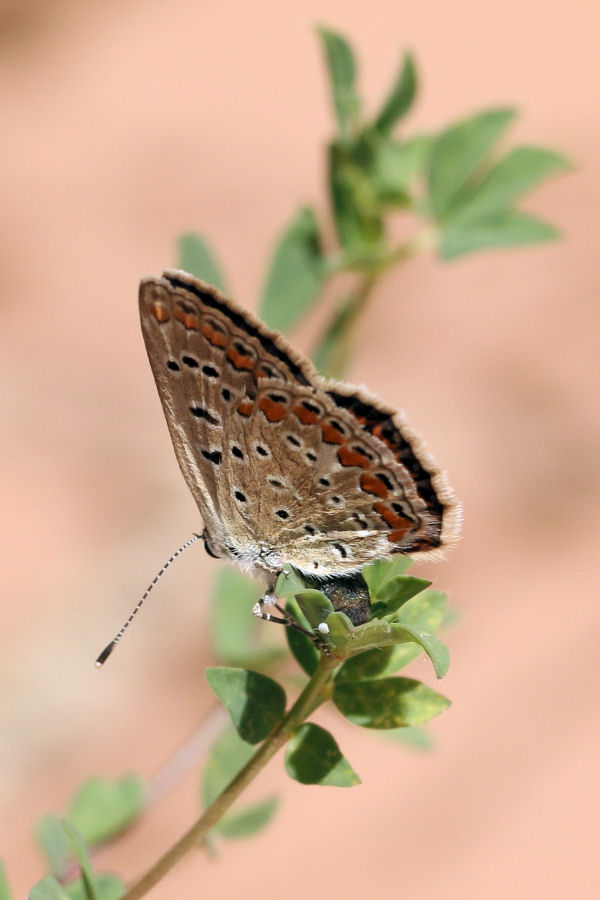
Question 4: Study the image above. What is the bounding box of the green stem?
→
[122,655,338,900]
[315,228,436,379]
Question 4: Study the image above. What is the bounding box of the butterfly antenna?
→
[95,533,202,668]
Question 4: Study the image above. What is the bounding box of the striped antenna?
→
[95,533,202,667]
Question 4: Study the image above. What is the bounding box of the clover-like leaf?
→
[293,589,334,629]
[329,142,384,248]
[440,209,560,260]
[362,557,412,599]
[206,667,286,744]
[428,108,517,219]
[285,723,360,786]
[388,623,450,678]
[211,568,280,668]
[29,878,70,900]
[374,51,417,134]
[62,823,97,900]
[68,775,145,848]
[371,575,431,617]
[333,677,450,728]
[260,208,325,333]
[177,232,228,292]
[0,863,12,900]
[64,875,125,900]
[218,796,279,840]
[285,598,320,676]
[317,26,361,137]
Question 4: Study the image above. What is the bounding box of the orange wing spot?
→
[237,399,255,417]
[258,396,288,423]
[361,473,389,497]
[389,524,412,543]
[174,307,200,330]
[373,501,412,540]
[339,446,372,470]
[227,345,255,371]
[149,300,170,323]
[292,404,320,425]
[201,321,227,346]
[320,422,344,444]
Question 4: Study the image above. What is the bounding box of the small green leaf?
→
[446,145,571,225]
[428,108,517,219]
[374,51,417,134]
[68,775,145,848]
[324,611,355,648]
[218,796,279,839]
[396,589,447,633]
[362,557,412,600]
[29,878,70,900]
[275,569,308,599]
[440,209,560,260]
[285,598,320,676]
[388,623,450,678]
[36,815,73,877]
[206,667,286,744]
[259,208,325,333]
[317,27,361,136]
[62,823,96,900]
[329,143,384,248]
[333,677,450,728]
[371,575,431,617]
[285,723,360,786]
[64,876,125,900]
[294,589,334,628]
[202,726,255,808]
[210,568,262,666]
[0,863,12,900]
[335,645,396,683]
[177,232,228,292]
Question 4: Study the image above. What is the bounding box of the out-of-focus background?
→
[1,1,598,897]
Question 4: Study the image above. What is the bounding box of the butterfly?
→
[138,269,460,626]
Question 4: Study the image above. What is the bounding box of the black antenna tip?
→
[95,641,117,668]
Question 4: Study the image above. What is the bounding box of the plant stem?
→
[122,654,338,900]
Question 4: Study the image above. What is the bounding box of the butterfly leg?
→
[252,593,328,651]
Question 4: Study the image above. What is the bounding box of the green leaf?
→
[312,294,355,377]
[29,878,70,900]
[218,796,279,839]
[335,645,397,683]
[68,775,145,848]
[0,863,12,900]
[285,597,320,676]
[440,209,560,260]
[275,569,308,599]
[206,667,286,744]
[369,135,432,205]
[374,51,417,134]
[293,589,334,629]
[64,876,125,900]
[259,208,325,333]
[317,26,361,137]
[176,232,228,292]
[396,589,447,632]
[388,623,450,678]
[428,108,517,219]
[202,726,255,808]
[371,575,431,617]
[329,142,384,248]
[333,677,450,728]
[36,815,73,877]
[285,723,360,786]
[362,557,412,599]
[62,823,97,900]
[210,568,262,666]
[323,611,355,649]
[446,145,571,225]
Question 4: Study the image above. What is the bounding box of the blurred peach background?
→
[1,0,599,897]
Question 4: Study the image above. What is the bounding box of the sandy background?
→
[1,0,599,897]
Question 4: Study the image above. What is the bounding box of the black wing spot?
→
[352,445,374,461]
[222,388,232,401]
[333,543,348,558]
[305,451,317,463]
[269,393,288,403]
[202,364,220,377]
[201,449,222,465]
[182,354,199,368]
[318,477,331,487]
[231,445,244,459]
[302,400,321,414]
[304,524,316,535]
[276,509,290,520]
[190,406,219,425]
[330,496,342,505]
[235,490,247,502]
[286,434,301,447]
[376,472,394,490]
[269,478,285,489]
[255,445,269,457]
[167,359,180,371]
